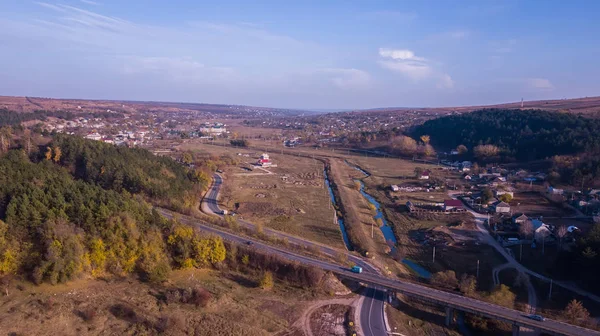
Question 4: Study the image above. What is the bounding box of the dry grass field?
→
[0,268,325,336]
[181,142,345,248]
[510,192,575,218]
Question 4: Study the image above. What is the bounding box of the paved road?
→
[203,174,387,336]
[194,174,600,335]
[452,193,600,305]
[159,206,600,336]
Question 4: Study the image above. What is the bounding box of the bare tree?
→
[557,225,568,250]
[519,220,534,239]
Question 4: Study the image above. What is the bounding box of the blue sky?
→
[1,0,599,109]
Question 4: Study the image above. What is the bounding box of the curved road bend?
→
[453,193,600,305]
[204,173,387,336]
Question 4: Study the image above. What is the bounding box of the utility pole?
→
[520,242,523,261]
[548,279,553,299]
[542,235,545,255]
[371,222,374,238]
[432,246,436,263]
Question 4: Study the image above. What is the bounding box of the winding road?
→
[203,174,387,336]
[158,173,600,335]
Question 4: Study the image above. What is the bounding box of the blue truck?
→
[351,266,363,273]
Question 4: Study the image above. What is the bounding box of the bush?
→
[190,287,212,308]
[430,270,458,289]
[76,307,97,322]
[486,284,515,308]
[259,271,274,290]
[562,299,590,326]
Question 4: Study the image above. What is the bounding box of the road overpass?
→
[161,206,600,336]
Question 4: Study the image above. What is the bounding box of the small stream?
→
[324,169,353,251]
[346,161,432,279]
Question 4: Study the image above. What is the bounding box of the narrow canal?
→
[323,169,353,251]
[345,161,432,278]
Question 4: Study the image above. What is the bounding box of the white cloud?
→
[490,39,517,53]
[526,78,554,90]
[123,56,236,82]
[319,68,371,90]
[378,48,454,89]
[80,0,100,5]
[437,74,455,89]
[366,10,418,23]
[378,48,432,79]
[447,30,470,39]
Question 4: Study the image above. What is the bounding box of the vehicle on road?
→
[351,266,363,274]
[246,241,254,246]
[525,314,546,321]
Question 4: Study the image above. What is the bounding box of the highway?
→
[169,173,600,336]
[203,174,387,336]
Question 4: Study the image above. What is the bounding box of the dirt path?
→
[295,297,357,336]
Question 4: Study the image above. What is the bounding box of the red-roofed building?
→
[419,170,430,180]
[444,199,464,211]
[258,153,273,167]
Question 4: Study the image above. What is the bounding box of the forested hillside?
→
[412,109,600,161]
[49,135,204,211]
[0,137,227,284]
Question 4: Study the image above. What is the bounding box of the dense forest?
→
[48,135,203,211]
[0,133,237,285]
[412,109,600,161]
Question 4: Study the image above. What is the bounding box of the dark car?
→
[525,314,545,322]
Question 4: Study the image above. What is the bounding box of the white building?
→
[85,132,102,141]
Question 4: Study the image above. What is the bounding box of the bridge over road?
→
[334,269,599,336]
[163,206,599,336]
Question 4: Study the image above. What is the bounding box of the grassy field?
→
[328,158,389,255]
[183,143,345,249]
[510,192,575,218]
[0,268,326,336]
[347,156,454,206]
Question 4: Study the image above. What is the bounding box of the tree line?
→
[0,108,75,126]
[412,109,600,161]
[0,135,227,284]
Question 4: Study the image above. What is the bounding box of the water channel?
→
[323,169,353,251]
[345,162,432,278]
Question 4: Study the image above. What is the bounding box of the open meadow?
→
[180,142,345,248]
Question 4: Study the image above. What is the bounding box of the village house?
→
[85,132,102,141]
[532,219,552,242]
[512,213,529,225]
[391,185,399,192]
[257,153,273,167]
[493,201,511,214]
[444,199,464,211]
[419,170,430,180]
[548,186,564,195]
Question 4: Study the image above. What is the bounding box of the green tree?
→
[481,188,494,204]
[499,193,513,203]
[457,144,468,155]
